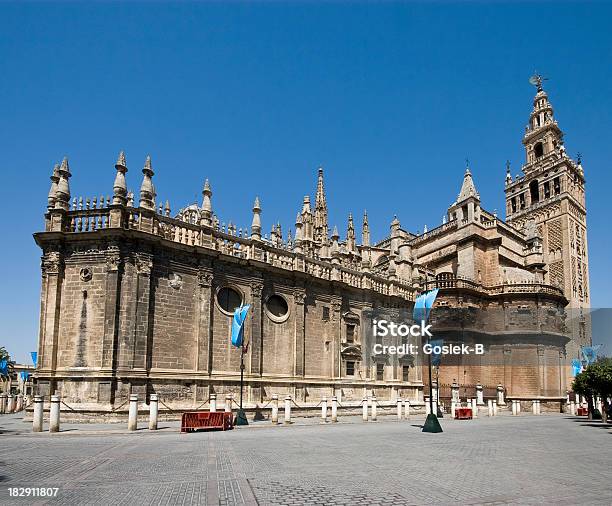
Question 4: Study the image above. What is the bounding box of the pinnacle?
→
[143,155,154,175]
[60,156,70,173]
[332,225,339,238]
[253,196,261,210]
[203,178,211,192]
[116,150,127,169]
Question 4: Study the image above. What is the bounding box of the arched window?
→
[534,142,544,158]
[530,180,540,204]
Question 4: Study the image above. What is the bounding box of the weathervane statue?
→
[529,72,548,91]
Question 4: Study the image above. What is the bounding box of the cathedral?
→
[33,79,590,413]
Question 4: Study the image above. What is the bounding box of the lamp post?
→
[231,304,251,426]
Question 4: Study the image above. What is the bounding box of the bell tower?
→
[505,75,589,310]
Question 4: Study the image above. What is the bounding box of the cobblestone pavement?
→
[1,413,611,505]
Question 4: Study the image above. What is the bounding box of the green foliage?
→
[573,357,612,398]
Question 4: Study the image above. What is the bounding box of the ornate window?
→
[265,294,290,323]
[216,286,243,315]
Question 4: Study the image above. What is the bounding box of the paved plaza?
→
[0,413,611,505]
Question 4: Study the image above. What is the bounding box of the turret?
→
[251,196,261,240]
[54,157,71,211]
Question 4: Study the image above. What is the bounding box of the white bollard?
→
[451,400,456,419]
[497,383,505,406]
[487,399,493,417]
[471,398,478,418]
[404,399,410,420]
[331,396,338,423]
[517,400,521,414]
[49,394,61,432]
[16,394,23,412]
[425,397,431,415]
[225,394,232,413]
[532,400,538,415]
[0,393,6,413]
[362,397,368,422]
[271,394,279,424]
[536,399,541,415]
[128,394,138,431]
[570,400,576,416]
[493,400,498,416]
[284,395,292,424]
[476,383,484,405]
[321,397,327,423]
[397,398,403,420]
[7,394,15,413]
[209,393,217,412]
[149,394,158,430]
[33,395,44,432]
[511,399,517,416]
[371,396,377,421]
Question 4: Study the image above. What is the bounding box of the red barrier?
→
[576,407,588,416]
[455,407,473,420]
[180,411,234,433]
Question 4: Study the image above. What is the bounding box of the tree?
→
[572,357,612,423]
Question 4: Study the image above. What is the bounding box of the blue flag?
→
[413,288,439,324]
[571,358,582,377]
[231,304,251,348]
[31,352,38,367]
[19,371,29,382]
[580,345,601,366]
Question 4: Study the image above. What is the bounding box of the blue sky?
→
[1,2,611,363]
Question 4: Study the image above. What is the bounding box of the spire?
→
[361,210,370,247]
[139,155,155,210]
[54,157,72,210]
[505,160,512,186]
[314,167,329,243]
[457,166,480,202]
[47,163,60,210]
[201,179,212,226]
[346,213,356,252]
[113,150,128,206]
[251,196,261,240]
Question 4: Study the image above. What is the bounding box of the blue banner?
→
[571,358,582,377]
[580,345,601,366]
[19,371,30,382]
[0,359,7,376]
[413,288,439,323]
[231,304,251,348]
[31,352,38,367]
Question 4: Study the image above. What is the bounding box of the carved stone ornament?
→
[41,252,62,275]
[79,267,93,282]
[135,255,153,275]
[105,251,121,272]
[169,273,183,290]
[250,282,264,298]
[197,270,213,287]
[293,290,307,305]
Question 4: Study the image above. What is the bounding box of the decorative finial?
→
[113,150,128,205]
[577,152,582,164]
[139,155,155,210]
[115,150,127,170]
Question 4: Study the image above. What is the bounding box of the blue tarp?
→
[231,304,251,348]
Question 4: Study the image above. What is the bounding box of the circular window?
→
[265,294,290,323]
[216,286,243,315]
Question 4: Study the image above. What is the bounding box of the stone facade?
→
[33,80,589,411]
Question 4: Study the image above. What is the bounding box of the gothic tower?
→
[505,76,589,312]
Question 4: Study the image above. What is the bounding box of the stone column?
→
[451,400,456,419]
[132,254,153,370]
[497,383,505,406]
[40,252,64,373]
[249,281,264,377]
[102,246,122,370]
[7,394,15,413]
[128,394,138,431]
[33,395,44,432]
[331,396,338,423]
[271,394,278,424]
[49,394,60,432]
[293,289,306,377]
[0,393,6,413]
[471,398,478,418]
[451,380,460,404]
[476,383,484,405]
[284,395,292,424]
[371,395,377,421]
[209,393,217,412]
[397,398,403,420]
[149,394,158,430]
[196,268,214,374]
[321,397,328,423]
[362,397,368,422]
[487,399,493,417]
[16,394,23,412]
[225,394,232,413]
